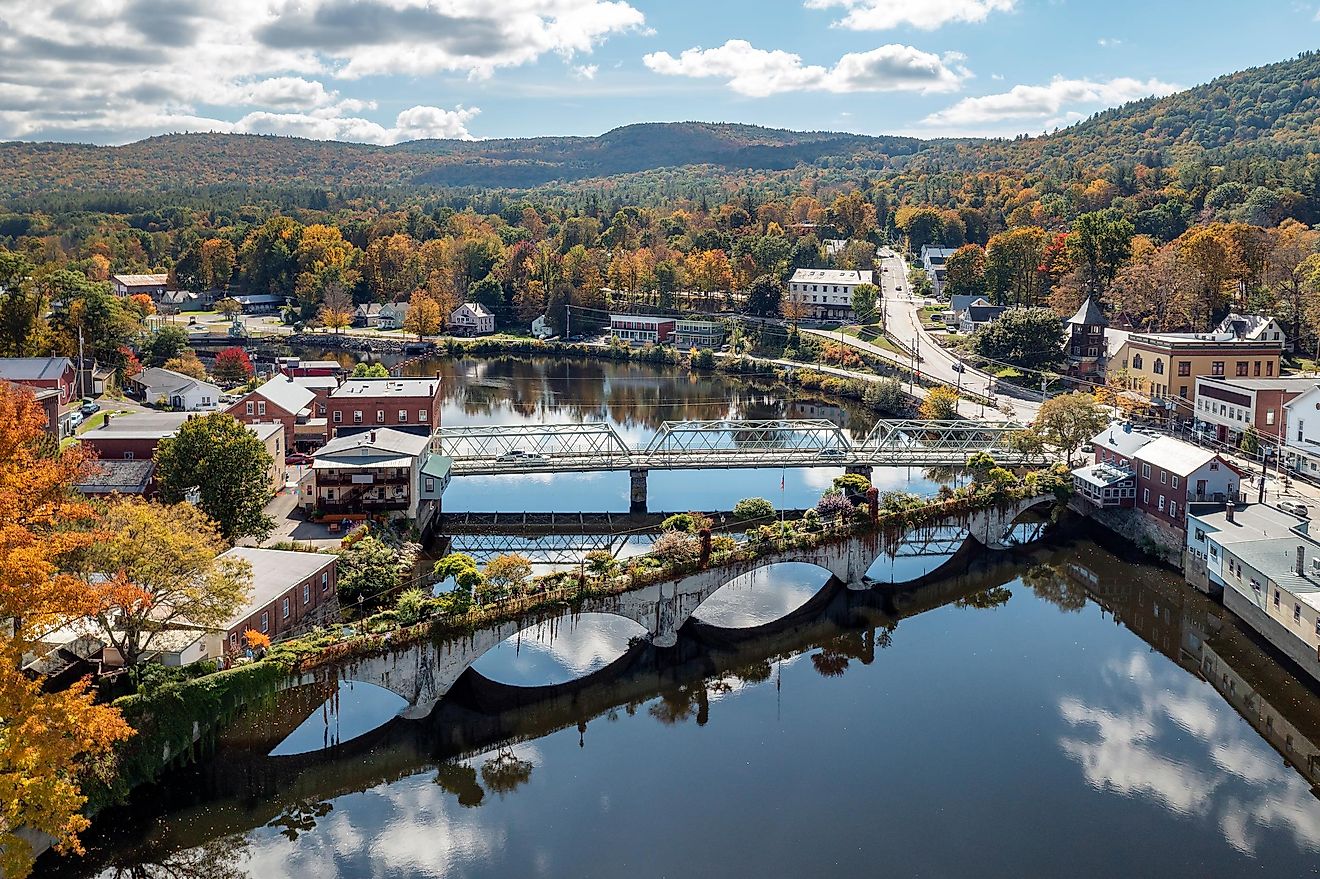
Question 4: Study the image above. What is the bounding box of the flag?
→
[780,473,785,492]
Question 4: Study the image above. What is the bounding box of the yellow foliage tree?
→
[402,291,444,339]
[162,349,207,381]
[0,384,133,877]
[919,385,961,420]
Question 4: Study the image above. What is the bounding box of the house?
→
[959,303,1009,334]
[449,302,494,336]
[0,357,77,404]
[128,367,220,411]
[353,303,382,327]
[211,547,339,654]
[1108,330,1284,418]
[609,314,675,345]
[1132,435,1244,535]
[76,360,116,397]
[111,273,169,298]
[823,239,848,257]
[945,295,991,330]
[672,319,725,350]
[1071,462,1137,508]
[1090,422,1160,470]
[74,459,157,497]
[5,382,61,440]
[920,245,957,296]
[786,269,874,321]
[1192,376,1316,446]
[1282,384,1320,480]
[532,315,553,339]
[226,374,320,451]
[301,427,443,528]
[1185,502,1320,683]
[376,302,410,330]
[79,412,189,461]
[159,290,205,313]
[1216,313,1288,351]
[327,375,443,438]
[232,294,285,314]
[1065,297,1108,379]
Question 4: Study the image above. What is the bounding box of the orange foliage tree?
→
[0,384,134,877]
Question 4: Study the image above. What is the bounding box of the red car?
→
[285,453,313,466]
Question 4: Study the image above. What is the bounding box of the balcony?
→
[319,498,410,515]
[315,473,410,487]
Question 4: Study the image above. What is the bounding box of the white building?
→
[1216,313,1288,351]
[130,367,220,411]
[787,269,874,321]
[1283,384,1320,479]
[532,315,553,339]
[302,427,446,529]
[920,246,957,296]
[449,302,494,336]
[672,319,725,349]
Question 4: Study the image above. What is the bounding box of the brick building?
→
[0,357,77,404]
[226,374,320,450]
[1192,376,1315,444]
[327,375,443,438]
[211,548,338,653]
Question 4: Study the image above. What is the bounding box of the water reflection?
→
[269,681,408,757]
[691,562,829,628]
[468,614,645,687]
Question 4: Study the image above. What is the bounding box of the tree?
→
[163,349,207,381]
[433,553,485,592]
[973,308,1067,371]
[733,497,774,521]
[863,377,908,413]
[337,535,419,608]
[1069,209,1134,296]
[986,227,1050,307]
[850,283,879,324]
[213,346,254,385]
[154,413,275,543]
[216,297,242,319]
[483,554,532,595]
[894,206,945,253]
[943,244,986,299]
[145,325,190,366]
[919,385,960,419]
[351,362,389,378]
[0,384,133,877]
[81,499,252,666]
[746,274,784,317]
[1240,425,1261,458]
[1034,392,1109,464]
[403,290,444,338]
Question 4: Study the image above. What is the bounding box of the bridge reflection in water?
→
[46,532,1320,878]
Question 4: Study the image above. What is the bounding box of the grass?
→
[75,409,131,434]
[837,324,905,356]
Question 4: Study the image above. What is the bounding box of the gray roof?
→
[1229,537,1320,609]
[81,411,189,441]
[1068,297,1108,327]
[136,367,219,398]
[0,357,73,381]
[966,305,1007,322]
[252,375,316,415]
[1191,503,1306,544]
[420,455,452,480]
[1135,436,1228,477]
[1091,423,1160,458]
[75,460,155,494]
[291,375,341,391]
[331,377,439,399]
[217,547,336,629]
[949,295,990,316]
[1200,376,1319,392]
[316,427,430,460]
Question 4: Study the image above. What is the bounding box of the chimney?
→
[1225,501,1235,523]
[369,429,377,443]
[1299,545,1307,577]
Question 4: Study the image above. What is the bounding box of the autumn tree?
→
[402,290,444,339]
[943,244,986,299]
[986,227,1050,307]
[81,499,252,666]
[973,307,1066,371]
[919,385,960,420]
[0,384,133,877]
[163,349,207,381]
[144,325,189,367]
[363,233,420,301]
[213,346,254,384]
[154,413,275,543]
[894,206,944,253]
[829,191,877,240]
[317,281,354,334]
[483,553,533,596]
[1033,392,1109,464]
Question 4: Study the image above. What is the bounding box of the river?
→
[36,355,1320,877]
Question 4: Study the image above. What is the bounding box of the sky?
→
[0,0,1317,146]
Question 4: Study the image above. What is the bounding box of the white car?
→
[497,450,549,465]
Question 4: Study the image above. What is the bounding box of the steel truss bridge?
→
[431,418,1035,476]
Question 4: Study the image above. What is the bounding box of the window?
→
[1143,488,1150,504]
[124,451,134,460]
[1179,386,1188,398]
[302,584,310,604]
[261,611,269,633]
[1194,528,1205,541]
[1212,361,1225,376]
[1266,409,1276,425]
[1295,604,1302,624]
[1153,359,1165,375]
[376,409,385,423]
[1236,361,1249,377]
[282,597,290,619]
[1132,354,1143,369]
[1170,501,1178,519]
[333,410,343,423]
[258,401,267,415]
[229,632,237,647]
[353,410,363,424]
[321,571,329,592]
[399,409,408,422]
[1141,463,1151,478]
[1158,495,1165,512]
[1274,589,1281,608]
[419,409,428,423]
[1267,361,1274,377]
[246,401,255,415]
[1172,476,1179,489]
[425,477,434,493]
[1178,361,1190,376]
[1254,361,1261,377]
[1161,471,1167,484]
[1299,419,1306,443]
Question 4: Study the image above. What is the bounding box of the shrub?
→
[583,549,618,577]
[816,492,855,519]
[660,511,712,533]
[863,377,908,412]
[395,588,430,626]
[733,497,774,521]
[691,348,716,369]
[832,473,872,496]
[651,530,700,562]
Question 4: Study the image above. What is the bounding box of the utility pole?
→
[77,325,85,400]
[566,304,571,340]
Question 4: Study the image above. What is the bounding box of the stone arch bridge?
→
[297,494,1057,720]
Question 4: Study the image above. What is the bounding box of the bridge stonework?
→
[301,494,1055,719]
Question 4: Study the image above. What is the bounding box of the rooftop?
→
[291,375,341,391]
[1091,423,1160,458]
[1134,435,1224,476]
[330,377,439,399]
[789,268,874,285]
[1068,297,1108,328]
[217,547,336,630]
[112,273,168,286]
[1191,502,1307,545]
[251,375,317,414]
[81,411,189,441]
[1199,376,1319,392]
[135,366,217,395]
[1072,462,1134,489]
[0,357,73,382]
[1127,331,1284,349]
[315,427,430,464]
[75,459,156,495]
[455,302,492,319]
[1231,537,1320,610]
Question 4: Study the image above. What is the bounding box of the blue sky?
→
[1,0,1317,144]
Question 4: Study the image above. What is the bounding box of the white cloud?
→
[643,39,966,97]
[921,75,1181,129]
[805,0,1016,30]
[0,0,647,143]
[1097,37,1123,48]
[573,64,600,80]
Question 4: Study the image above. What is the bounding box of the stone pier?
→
[630,468,648,513]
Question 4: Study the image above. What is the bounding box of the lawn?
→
[838,324,906,356]
[75,409,131,434]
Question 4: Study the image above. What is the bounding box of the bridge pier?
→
[630,468,648,514]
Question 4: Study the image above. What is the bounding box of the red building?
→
[1132,436,1244,533]
[226,375,321,450]
[327,375,443,438]
[275,357,345,378]
[0,357,77,404]
[1192,376,1315,444]
[214,547,338,651]
[609,315,676,345]
[79,412,190,461]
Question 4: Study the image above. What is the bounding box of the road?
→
[874,248,1041,423]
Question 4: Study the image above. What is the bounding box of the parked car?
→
[497,450,548,465]
[67,411,83,429]
[952,362,964,374]
[79,398,100,415]
[1278,500,1310,518]
[285,453,313,466]
[817,448,846,459]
